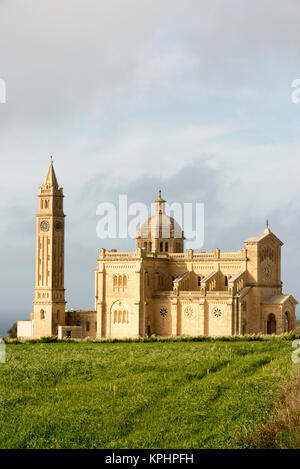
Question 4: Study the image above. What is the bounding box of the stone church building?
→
[17,159,297,339]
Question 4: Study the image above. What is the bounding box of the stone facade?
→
[95,196,297,338]
[95,232,297,338]
[17,160,297,339]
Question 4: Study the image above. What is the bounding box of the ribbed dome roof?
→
[136,191,183,239]
[136,213,183,239]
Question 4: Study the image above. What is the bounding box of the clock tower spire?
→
[31,157,66,337]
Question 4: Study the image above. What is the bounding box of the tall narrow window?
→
[225,276,228,287]
[165,242,168,252]
[123,275,127,289]
[122,310,127,323]
[40,310,45,320]
[86,321,90,332]
[198,276,201,287]
[160,242,163,252]
[284,312,290,333]
[118,310,122,323]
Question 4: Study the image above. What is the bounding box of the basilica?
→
[17,159,297,339]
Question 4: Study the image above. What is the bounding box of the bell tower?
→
[31,157,66,337]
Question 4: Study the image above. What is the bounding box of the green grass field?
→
[0,339,295,449]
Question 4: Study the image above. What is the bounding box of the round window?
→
[212,307,222,319]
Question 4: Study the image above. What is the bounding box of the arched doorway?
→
[267,313,276,334]
[284,312,290,333]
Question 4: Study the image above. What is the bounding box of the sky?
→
[0,0,300,334]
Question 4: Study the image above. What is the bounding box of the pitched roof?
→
[174,271,190,282]
[262,294,298,305]
[245,228,283,246]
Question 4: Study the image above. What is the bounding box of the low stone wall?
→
[58,326,82,339]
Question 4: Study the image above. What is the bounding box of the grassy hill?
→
[0,339,297,449]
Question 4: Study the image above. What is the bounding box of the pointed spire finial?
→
[159,189,161,198]
[264,218,271,234]
[44,155,58,189]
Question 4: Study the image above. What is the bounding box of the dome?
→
[136,212,183,239]
[136,191,183,240]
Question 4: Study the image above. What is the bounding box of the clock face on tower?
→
[55,221,63,231]
[40,220,49,232]
[264,265,271,279]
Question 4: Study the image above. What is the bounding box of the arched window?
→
[165,242,168,252]
[225,276,228,287]
[40,310,45,320]
[144,241,147,249]
[242,321,247,335]
[284,312,290,333]
[114,274,128,292]
[198,276,201,287]
[149,242,152,252]
[122,310,127,323]
[113,309,128,323]
[86,321,90,332]
[267,313,276,334]
[160,242,163,252]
